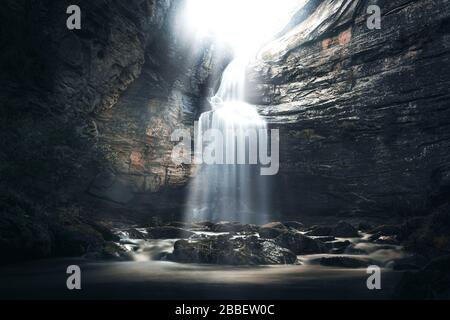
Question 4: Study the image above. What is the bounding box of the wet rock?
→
[306,222,358,238]
[326,240,352,254]
[146,226,194,239]
[313,236,336,242]
[123,228,147,239]
[211,222,258,233]
[171,236,297,265]
[374,235,400,246]
[358,222,374,232]
[369,225,402,237]
[315,256,372,269]
[275,231,327,255]
[282,221,304,230]
[259,227,285,239]
[307,226,333,236]
[85,242,132,261]
[261,222,288,230]
[195,221,215,230]
[333,221,359,238]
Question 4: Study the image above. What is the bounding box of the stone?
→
[171,236,297,265]
[123,228,147,239]
[211,222,258,233]
[332,221,359,237]
[258,227,285,239]
[315,256,372,269]
[261,222,288,230]
[306,226,333,236]
[282,221,305,230]
[325,240,352,254]
[369,225,402,237]
[146,226,194,239]
[275,231,327,255]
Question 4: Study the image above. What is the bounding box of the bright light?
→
[183,0,304,55]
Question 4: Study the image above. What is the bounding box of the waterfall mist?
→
[182,0,305,224]
[184,58,271,224]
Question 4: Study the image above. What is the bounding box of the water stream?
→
[185,57,271,224]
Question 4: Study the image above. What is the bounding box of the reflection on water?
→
[0,230,409,299]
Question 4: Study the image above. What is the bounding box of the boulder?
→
[313,236,336,242]
[325,240,352,254]
[211,222,258,233]
[358,222,374,232]
[171,236,297,265]
[332,221,359,238]
[282,221,304,230]
[146,226,194,239]
[307,226,333,236]
[369,225,402,237]
[275,231,327,255]
[123,228,147,239]
[258,227,286,239]
[84,242,132,261]
[261,222,288,230]
[315,256,372,269]
[374,235,399,246]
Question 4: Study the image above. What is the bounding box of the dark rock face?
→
[247,0,450,218]
[171,236,298,265]
[0,0,228,261]
[400,210,450,259]
[395,255,450,299]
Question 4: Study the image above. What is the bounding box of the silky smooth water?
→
[184,57,271,224]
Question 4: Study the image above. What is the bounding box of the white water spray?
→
[186,56,271,224]
[183,0,304,223]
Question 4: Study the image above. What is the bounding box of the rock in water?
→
[306,226,333,236]
[146,227,194,239]
[261,222,288,230]
[332,221,359,237]
[275,231,327,255]
[259,227,286,239]
[282,221,305,230]
[315,256,372,269]
[171,236,297,265]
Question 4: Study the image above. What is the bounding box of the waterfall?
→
[185,57,271,224]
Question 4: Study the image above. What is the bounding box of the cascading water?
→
[182,0,305,224]
[185,57,271,224]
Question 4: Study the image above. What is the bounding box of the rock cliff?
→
[247,0,450,218]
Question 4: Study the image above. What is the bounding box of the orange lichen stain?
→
[338,29,352,46]
[322,38,332,50]
[130,151,145,168]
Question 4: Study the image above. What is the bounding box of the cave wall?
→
[87,1,231,219]
[0,0,228,260]
[247,0,450,219]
